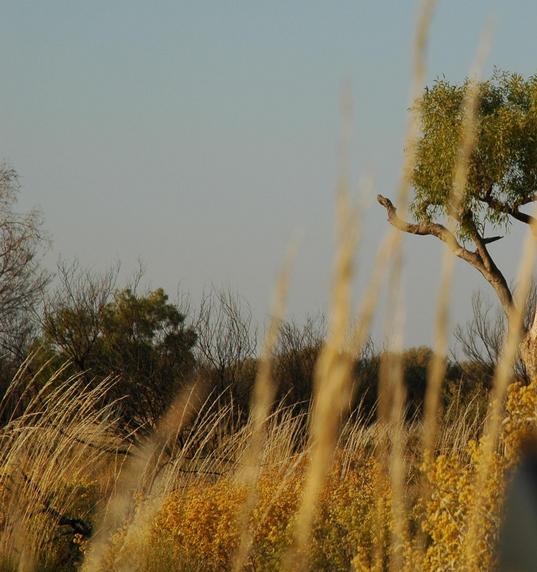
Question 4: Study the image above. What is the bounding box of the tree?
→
[41,262,118,373]
[377,70,537,378]
[454,286,537,384]
[0,165,48,365]
[41,264,197,429]
[0,165,49,404]
[193,289,257,409]
[353,344,464,422]
[273,315,325,411]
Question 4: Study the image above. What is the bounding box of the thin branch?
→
[479,194,537,233]
[57,427,132,457]
[482,235,503,244]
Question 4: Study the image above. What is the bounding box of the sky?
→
[1,1,537,349]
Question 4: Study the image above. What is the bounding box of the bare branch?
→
[376,194,482,266]
[0,165,49,364]
[377,194,514,316]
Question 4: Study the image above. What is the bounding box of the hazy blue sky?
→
[2,1,537,348]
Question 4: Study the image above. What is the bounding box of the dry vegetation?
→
[2,1,537,571]
[0,357,535,571]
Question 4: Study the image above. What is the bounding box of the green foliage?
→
[41,287,197,428]
[97,288,196,383]
[413,70,537,237]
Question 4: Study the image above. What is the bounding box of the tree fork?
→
[376,193,537,379]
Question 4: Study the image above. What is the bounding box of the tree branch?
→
[464,217,513,314]
[377,194,482,267]
[482,235,503,244]
[479,195,537,234]
[377,194,515,316]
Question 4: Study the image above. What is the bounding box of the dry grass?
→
[0,350,534,570]
[1,3,536,572]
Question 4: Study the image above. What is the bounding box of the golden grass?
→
[232,246,295,571]
[282,190,357,570]
[0,350,534,570]
[1,3,536,572]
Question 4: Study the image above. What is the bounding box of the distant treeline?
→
[0,164,521,433]
[0,262,509,433]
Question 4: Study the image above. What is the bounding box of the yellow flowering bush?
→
[418,440,504,571]
[152,457,390,571]
[154,470,301,570]
[7,377,537,571]
[148,382,537,572]
[414,377,537,571]
[154,477,245,569]
[503,377,537,465]
[315,458,390,571]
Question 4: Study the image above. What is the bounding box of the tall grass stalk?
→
[0,372,120,570]
[422,25,492,463]
[81,382,206,572]
[231,247,295,571]
[374,2,436,568]
[283,148,358,567]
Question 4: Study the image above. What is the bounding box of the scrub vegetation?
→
[2,1,537,570]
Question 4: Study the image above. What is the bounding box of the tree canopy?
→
[41,272,197,429]
[377,70,537,378]
[412,69,537,238]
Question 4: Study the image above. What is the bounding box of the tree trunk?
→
[376,194,537,381]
